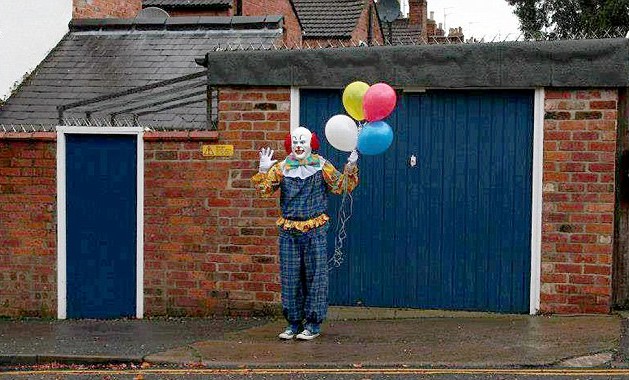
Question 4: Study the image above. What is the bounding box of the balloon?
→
[362,83,397,122]
[357,121,393,155]
[325,114,358,152]
[342,81,370,121]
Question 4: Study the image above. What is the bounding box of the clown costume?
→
[251,126,359,340]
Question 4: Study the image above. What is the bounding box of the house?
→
[378,0,464,44]
[1,0,628,319]
[75,0,384,47]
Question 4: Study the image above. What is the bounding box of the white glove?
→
[258,147,277,173]
[347,149,359,166]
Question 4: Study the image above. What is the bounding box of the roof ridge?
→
[69,15,283,32]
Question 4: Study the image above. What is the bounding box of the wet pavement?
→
[0,317,268,365]
[0,311,622,369]
[146,315,621,368]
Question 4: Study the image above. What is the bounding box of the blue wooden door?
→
[301,89,533,313]
[66,134,137,319]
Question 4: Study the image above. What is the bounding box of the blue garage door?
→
[301,89,534,313]
[66,134,137,319]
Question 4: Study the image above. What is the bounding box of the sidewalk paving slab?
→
[145,315,621,369]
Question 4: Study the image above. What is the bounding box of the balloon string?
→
[328,158,356,269]
[328,121,362,270]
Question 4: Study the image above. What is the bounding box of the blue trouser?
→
[278,224,329,331]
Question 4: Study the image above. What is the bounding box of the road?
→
[3,368,629,379]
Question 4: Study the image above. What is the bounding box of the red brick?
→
[541,293,568,303]
[554,263,582,273]
[589,142,616,152]
[589,163,614,172]
[576,90,601,99]
[589,101,616,109]
[571,152,598,162]
[583,265,611,275]
[569,274,595,284]
[559,141,586,151]
[546,90,573,99]
[571,173,598,183]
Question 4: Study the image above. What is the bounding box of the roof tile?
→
[143,0,231,8]
[291,0,365,38]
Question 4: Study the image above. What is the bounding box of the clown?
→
[251,126,359,340]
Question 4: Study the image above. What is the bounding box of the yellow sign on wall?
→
[202,145,234,157]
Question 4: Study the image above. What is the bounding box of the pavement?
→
[0,307,626,369]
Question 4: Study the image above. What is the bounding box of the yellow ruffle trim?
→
[277,214,330,232]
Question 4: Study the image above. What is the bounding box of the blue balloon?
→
[357,121,393,155]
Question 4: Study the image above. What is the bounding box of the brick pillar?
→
[541,89,618,314]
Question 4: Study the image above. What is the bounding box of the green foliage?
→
[1,70,34,107]
[506,0,629,38]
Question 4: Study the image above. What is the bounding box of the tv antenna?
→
[136,7,170,19]
[378,0,401,44]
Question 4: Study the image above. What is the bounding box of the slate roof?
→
[143,0,231,9]
[383,18,422,44]
[0,16,282,129]
[290,0,365,39]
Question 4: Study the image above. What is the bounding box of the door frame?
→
[295,87,545,315]
[56,126,144,319]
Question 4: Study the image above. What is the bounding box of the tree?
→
[506,0,629,39]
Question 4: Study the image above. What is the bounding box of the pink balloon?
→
[362,83,397,122]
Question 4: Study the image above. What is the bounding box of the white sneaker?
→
[278,327,298,340]
[296,329,320,340]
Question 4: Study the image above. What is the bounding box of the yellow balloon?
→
[342,81,370,121]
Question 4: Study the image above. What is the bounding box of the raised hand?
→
[258,147,277,173]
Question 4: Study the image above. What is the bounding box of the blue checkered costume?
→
[251,154,359,334]
[279,171,329,330]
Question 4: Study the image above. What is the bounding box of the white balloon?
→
[324,114,358,152]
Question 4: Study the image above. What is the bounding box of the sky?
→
[0,0,71,100]
[402,0,522,41]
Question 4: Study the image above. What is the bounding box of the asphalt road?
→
[3,368,629,380]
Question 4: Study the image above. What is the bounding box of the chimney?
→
[408,0,427,32]
[429,11,434,20]
[73,0,142,19]
[426,18,436,36]
[436,22,445,36]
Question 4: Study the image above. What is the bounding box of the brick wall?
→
[144,87,290,316]
[243,0,302,47]
[0,135,57,317]
[541,89,618,314]
[73,0,141,18]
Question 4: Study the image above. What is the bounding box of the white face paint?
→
[291,127,312,160]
